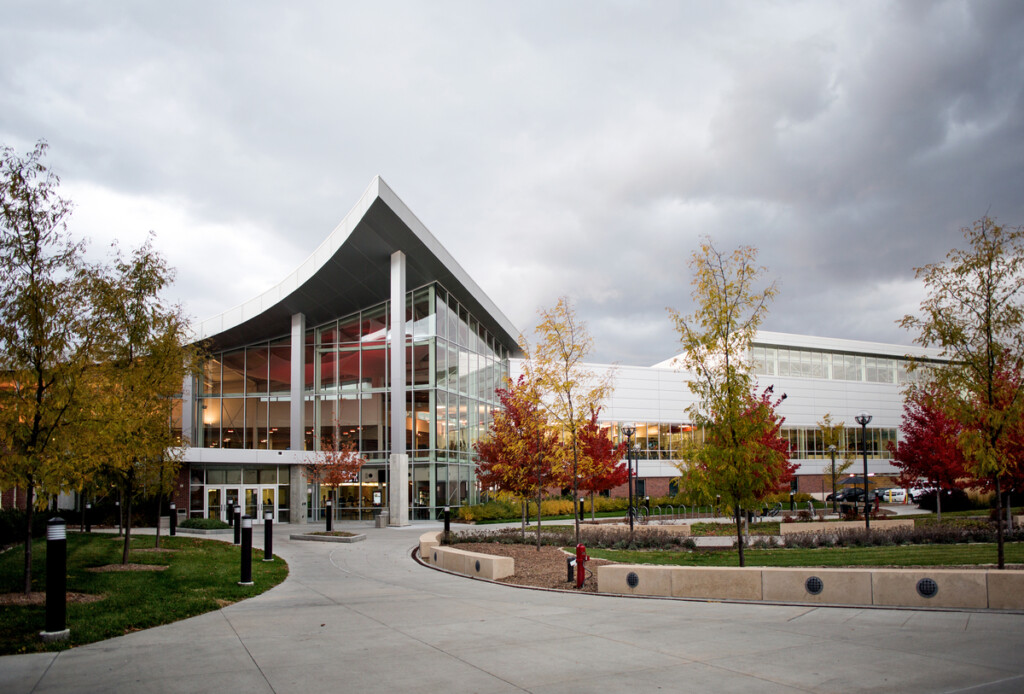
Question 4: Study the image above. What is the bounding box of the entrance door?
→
[260,487,277,523]
[206,488,222,520]
[224,487,240,523]
[207,485,277,524]
[244,487,258,520]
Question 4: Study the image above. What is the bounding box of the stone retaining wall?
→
[597,564,1024,609]
[419,531,513,580]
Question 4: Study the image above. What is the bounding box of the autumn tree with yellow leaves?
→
[0,142,101,592]
[520,297,613,545]
[89,236,198,562]
[671,239,792,567]
[901,216,1024,569]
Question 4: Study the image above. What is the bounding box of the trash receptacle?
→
[375,510,389,528]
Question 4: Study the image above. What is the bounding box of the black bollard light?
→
[263,509,274,562]
[238,515,253,586]
[169,502,177,536]
[566,556,574,583]
[790,491,795,512]
[85,502,91,533]
[325,499,333,532]
[115,500,121,536]
[443,506,451,544]
[579,497,585,522]
[233,506,241,545]
[41,517,70,642]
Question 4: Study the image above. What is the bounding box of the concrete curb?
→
[289,533,366,543]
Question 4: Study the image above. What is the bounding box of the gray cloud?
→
[2,1,1022,365]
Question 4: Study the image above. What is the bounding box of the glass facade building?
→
[178,177,521,525]
[188,283,509,521]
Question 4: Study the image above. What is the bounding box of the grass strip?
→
[690,522,780,536]
[586,542,1024,568]
[0,533,288,655]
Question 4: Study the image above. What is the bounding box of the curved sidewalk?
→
[2,523,1023,693]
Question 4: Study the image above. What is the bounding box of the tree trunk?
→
[995,477,1005,570]
[521,500,526,541]
[734,505,745,567]
[591,492,596,521]
[22,478,35,594]
[936,486,942,523]
[155,493,162,549]
[536,485,543,550]
[122,477,134,565]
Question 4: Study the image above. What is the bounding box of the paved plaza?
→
[3,523,1024,693]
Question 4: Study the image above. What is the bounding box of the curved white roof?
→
[196,176,520,352]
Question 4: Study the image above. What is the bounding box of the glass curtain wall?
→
[196,282,509,521]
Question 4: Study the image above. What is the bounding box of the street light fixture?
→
[828,444,838,514]
[623,426,635,534]
[855,411,873,531]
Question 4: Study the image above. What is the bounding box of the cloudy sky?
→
[2,1,1022,364]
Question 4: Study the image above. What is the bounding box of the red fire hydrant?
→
[575,543,590,589]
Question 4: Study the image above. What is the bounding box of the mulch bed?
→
[449,542,612,593]
[0,591,105,606]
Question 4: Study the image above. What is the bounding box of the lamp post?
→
[828,445,838,514]
[855,411,872,531]
[623,426,635,534]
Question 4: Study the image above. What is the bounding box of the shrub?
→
[916,489,973,513]
[457,500,521,522]
[448,525,695,552]
[781,523,1024,549]
[0,508,53,548]
[763,491,815,505]
[180,517,231,530]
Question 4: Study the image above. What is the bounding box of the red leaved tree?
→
[680,385,793,566]
[889,384,969,520]
[474,376,559,545]
[306,430,366,520]
[572,407,627,520]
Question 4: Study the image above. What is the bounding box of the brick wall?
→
[1,487,25,511]
[171,465,190,515]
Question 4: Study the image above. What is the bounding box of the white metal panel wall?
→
[510,356,909,477]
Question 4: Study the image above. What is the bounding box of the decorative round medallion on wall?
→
[805,576,824,595]
[917,577,939,598]
[475,560,481,572]
[626,572,640,588]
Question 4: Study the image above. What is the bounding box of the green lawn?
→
[0,532,288,655]
[690,522,781,536]
[587,542,1024,568]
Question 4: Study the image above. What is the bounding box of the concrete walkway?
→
[3,522,1023,693]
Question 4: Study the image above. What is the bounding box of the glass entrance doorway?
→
[206,485,277,523]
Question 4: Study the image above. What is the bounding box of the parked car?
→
[907,485,933,502]
[881,488,907,503]
[826,487,876,503]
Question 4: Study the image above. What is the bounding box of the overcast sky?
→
[2,1,1022,365]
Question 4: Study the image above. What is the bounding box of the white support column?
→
[389,251,410,526]
[290,313,305,452]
